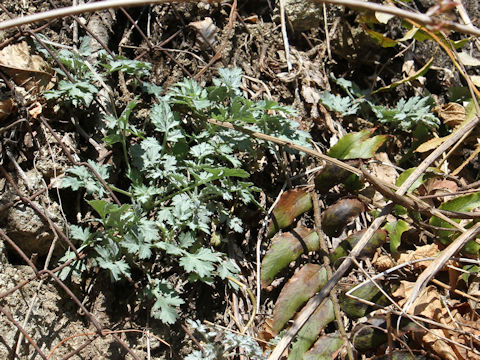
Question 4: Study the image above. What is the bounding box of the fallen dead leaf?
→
[373,244,441,272]
[397,244,441,270]
[372,254,395,271]
[394,281,480,360]
[433,103,466,129]
[458,52,480,67]
[424,177,458,195]
[402,59,416,77]
[0,41,52,91]
[28,101,43,118]
[371,152,399,186]
[471,75,480,87]
[189,17,218,49]
[0,98,15,120]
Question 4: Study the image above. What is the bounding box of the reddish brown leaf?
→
[321,198,364,237]
[261,227,319,288]
[267,189,312,237]
[272,264,328,333]
[314,160,360,194]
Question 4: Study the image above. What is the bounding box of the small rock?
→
[283,0,323,32]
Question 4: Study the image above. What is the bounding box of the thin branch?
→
[310,0,480,36]
[0,0,213,31]
[1,0,480,38]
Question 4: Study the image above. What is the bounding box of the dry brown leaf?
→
[372,254,395,271]
[301,85,320,105]
[471,75,480,87]
[394,281,480,360]
[398,244,441,270]
[417,103,469,153]
[402,59,416,77]
[371,152,399,185]
[424,178,458,195]
[373,244,440,272]
[244,15,258,24]
[0,41,52,91]
[416,134,452,153]
[458,52,480,67]
[189,17,218,48]
[434,103,466,128]
[419,329,458,360]
[28,101,43,118]
[0,98,14,120]
[257,318,280,352]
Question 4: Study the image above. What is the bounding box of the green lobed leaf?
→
[179,248,220,278]
[318,91,360,116]
[69,225,92,243]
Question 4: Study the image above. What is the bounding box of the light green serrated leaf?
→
[179,248,219,278]
[319,91,359,116]
[69,225,91,243]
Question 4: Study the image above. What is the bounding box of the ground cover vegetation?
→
[1,0,480,359]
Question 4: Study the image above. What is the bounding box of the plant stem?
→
[109,185,132,197]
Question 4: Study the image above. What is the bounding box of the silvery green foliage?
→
[370,96,440,131]
[185,320,267,360]
[319,77,440,132]
[41,36,151,107]
[57,65,310,324]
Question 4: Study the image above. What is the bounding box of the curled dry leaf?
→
[0,41,52,92]
[416,102,476,153]
[424,177,458,196]
[28,101,43,119]
[260,226,319,288]
[433,103,465,128]
[272,264,328,333]
[267,189,312,237]
[0,98,15,120]
[257,318,277,352]
[373,243,440,272]
[321,198,365,237]
[458,52,480,67]
[189,17,218,49]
